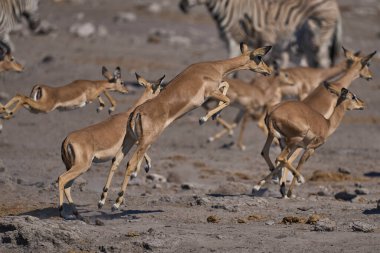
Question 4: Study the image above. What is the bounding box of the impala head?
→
[273,61,295,87]
[102,66,128,94]
[342,47,376,81]
[0,42,24,73]
[325,83,365,111]
[179,0,206,13]
[240,43,272,76]
[135,72,166,97]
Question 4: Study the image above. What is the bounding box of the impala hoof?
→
[297,175,305,184]
[144,165,150,173]
[211,112,220,120]
[130,172,137,179]
[111,204,119,212]
[280,183,286,197]
[108,108,115,114]
[238,145,246,151]
[199,117,207,125]
[207,137,214,143]
[252,185,261,194]
[98,200,105,209]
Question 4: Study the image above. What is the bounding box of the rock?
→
[237,218,246,224]
[169,35,191,47]
[316,186,331,196]
[355,188,369,195]
[95,219,105,226]
[70,22,96,38]
[41,55,54,64]
[334,191,356,201]
[166,171,182,183]
[313,218,336,232]
[247,214,265,221]
[146,173,167,183]
[282,216,306,224]
[33,20,55,35]
[207,215,220,223]
[193,196,209,206]
[126,231,140,237]
[97,25,108,37]
[306,214,320,225]
[351,221,376,233]
[114,12,137,23]
[181,183,194,190]
[265,220,275,226]
[338,167,351,175]
[148,3,162,14]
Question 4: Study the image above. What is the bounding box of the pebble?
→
[114,12,137,23]
[313,218,336,232]
[351,221,376,233]
[338,167,351,175]
[70,22,95,38]
[207,215,220,223]
[354,188,369,195]
[95,219,105,226]
[146,173,167,183]
[265,220,275,226]
[148,3,162,14]
[181,183,194,190]
[334,191,356,201]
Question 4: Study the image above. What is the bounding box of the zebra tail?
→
[330,14,342,66]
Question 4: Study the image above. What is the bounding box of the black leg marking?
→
[118,191,124,197]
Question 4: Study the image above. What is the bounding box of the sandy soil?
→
[0,0,380,252]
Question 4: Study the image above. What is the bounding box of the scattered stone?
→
[306,214,320,225]
[265,220,275,226]
[169,35,191,47]
[181,183,193,190]
[313,218,336,232]
[216,234,223,239]
[166,171,182,183]
[41,55,54,64]
[211,204,238,212]
[282,216,306,224]
[237,218,246,224]
[126,231,140,237]
[152,183,162,189]
[148,3,162,14]
[114,12,137,23]
[351,221,376,233]
[310,170,352,182]
[338,167,351,175]
[97,25,108,37]
[33,20,55,35]
[207,215,220,223]
[16,178,23,185]
[297,206,312,211]
[247,214,265,221]
[95,219,105,226]
[355,188,369,195]
[70,22,96,38]
[316,186,331,196]
[194,196,209,206]
[146,173,167,183]
[334,191,356,201]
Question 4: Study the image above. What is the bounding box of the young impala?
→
[1,66,128,119]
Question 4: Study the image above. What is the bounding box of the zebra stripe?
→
[180,0,342,68]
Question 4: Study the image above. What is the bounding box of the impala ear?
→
[340,88,349,99]
[135,72,148,87]
[152,75,166,93]
[240,42,249,54]
[361,51,377,65]
[102,66,113,80]
[253,45,272,56]
[113,66,121,80]
[342,46,356,60]
[323,81,340,96]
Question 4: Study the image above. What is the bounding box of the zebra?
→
[0,0,42,50]
[179,0,342,68]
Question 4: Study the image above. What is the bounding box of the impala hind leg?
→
[208,109,244,143]
[236,112,250,151]
[58,165,88,219]
[199,82,230,124]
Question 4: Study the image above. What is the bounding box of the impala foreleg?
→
[96,96,106,112]
[112,142,149,211]
[199,84,230,124]
[237,112,250,151]
[104,91,117,114]
[286,148,314,198]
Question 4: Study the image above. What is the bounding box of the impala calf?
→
[104,43,272,211]
[1,66,128,119]
[253,84,365,196]
[0,41,23,73]
[58,73,165,219]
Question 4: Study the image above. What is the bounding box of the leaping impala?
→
[1,66,128,119]
[58,73,165,219]
[253,84,365,196]
[255,47,376,197]
[98,43,272,211]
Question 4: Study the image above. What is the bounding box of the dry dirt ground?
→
[0,0,380,252]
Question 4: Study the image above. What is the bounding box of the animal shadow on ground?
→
[363,208,380,215]
[363,171,380,178]
[207,193,251,198]
[93,209,164,220]
[18,206,60,219]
